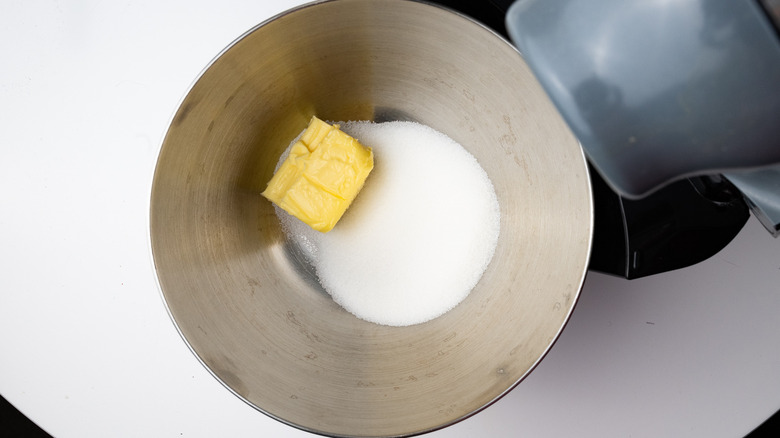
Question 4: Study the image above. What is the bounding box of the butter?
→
[262,116,374,232]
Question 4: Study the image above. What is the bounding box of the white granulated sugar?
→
[275,121,500,326]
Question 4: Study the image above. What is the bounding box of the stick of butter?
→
[262,116,374,232]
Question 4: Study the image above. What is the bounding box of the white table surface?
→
[2,1,780,437]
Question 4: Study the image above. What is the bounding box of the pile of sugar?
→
[275,121,500,326]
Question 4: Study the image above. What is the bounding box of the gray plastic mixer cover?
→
[505,0,780,200]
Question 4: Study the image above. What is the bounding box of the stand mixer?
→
[437,0,780,278]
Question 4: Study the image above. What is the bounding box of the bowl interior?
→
[150,0,592,436]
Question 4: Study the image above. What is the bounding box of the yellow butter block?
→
[263,116,374,232]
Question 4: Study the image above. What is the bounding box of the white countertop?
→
[2,1,779,437]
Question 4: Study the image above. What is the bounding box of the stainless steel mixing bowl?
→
[150,0,593,436]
